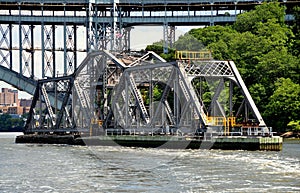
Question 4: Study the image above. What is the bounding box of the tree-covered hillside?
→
[146,2,300,133]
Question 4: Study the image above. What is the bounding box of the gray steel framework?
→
[0,0,295,135]
[24,50,168,133]
[0,0,297,84]
[109,59,268,134]
[23,50,269,137]
[180,60,266,127]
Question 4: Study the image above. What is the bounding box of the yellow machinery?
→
[207,116,236,135]
[175,50,212,60]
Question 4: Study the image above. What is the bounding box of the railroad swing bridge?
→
[0,0,288,148]
[23,50,271,138]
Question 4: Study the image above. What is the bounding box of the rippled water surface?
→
[0,133,299,193]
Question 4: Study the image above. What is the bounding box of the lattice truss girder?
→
[180,60,236,120]
[89,23,110,50]
[182,60,234,77]
[73,51,107,129]
[89,22,131,52]
[25,77,73,132]
[163,24,175,54]
[0,22,79,79]
[60,50,167,131]
[20,25,34,78]
[180,60,266,127]
[130,65,173,83]
[0,24,12,69]
[42,25,55,77]
[88,2,131,52]
[64,25,77,75]
[110,63,203,133]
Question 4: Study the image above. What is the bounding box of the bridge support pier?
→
[163,23,176,54]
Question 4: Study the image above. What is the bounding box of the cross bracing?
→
[182,60,234,77]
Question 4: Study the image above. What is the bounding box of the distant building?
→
[7,106,24,115]
[22,106,31,114]
[0,88,19,106]
[19,99,32,108]
[0,106,8,114]
[0,88,32,115]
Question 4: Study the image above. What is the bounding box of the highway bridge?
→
[0,1,297,77]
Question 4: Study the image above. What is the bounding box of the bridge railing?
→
[175,50,212,60]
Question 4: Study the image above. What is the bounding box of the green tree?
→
[0,114,25,131]
[291,6,300,56]
[265,78,300,132]
[256,49,299,89]
[0,114,12,131]
[10,117,24,129]
[145,44,175,61]
[287,120,300,132]
[234,2,285,33]
[145,44,164,54]
[189,25,236,47]
[153,85,163,101]
[248,83,267,111]
[174,33,205,51]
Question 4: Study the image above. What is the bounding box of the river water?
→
[0,133,299,193]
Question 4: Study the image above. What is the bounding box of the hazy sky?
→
[130,26,188,50]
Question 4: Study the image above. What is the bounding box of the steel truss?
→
[25,76,74,133]
[24,50,168,134]
[0,24,12,69]
[163,24,176,54]
[42,25,56,78]
[110,62,204,134]
[19,24,34,78]
[23,50,269,135]
[179,60,267,131]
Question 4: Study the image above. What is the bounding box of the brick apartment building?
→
[0,88,19,106]
[0,88,32,115]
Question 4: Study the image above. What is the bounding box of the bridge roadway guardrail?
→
[0,0,297,4]
[105,127,274,139]
[0,0,296,25]
[0,15,294,25]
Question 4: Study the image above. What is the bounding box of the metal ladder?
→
[64,107,73,127]
[128,75,150,124]
[41,84,56,126]
[178,77,199,120]
[74,80,90,126]
[179,65,208,125]
[164,100,176,125]
[83,89,90,109]
[74,80,88,108]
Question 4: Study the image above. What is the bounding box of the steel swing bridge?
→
[1,0,296,136]
[22,50,269,136]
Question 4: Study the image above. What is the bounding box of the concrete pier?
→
[212,136,283,151]
[15,134,283,151]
